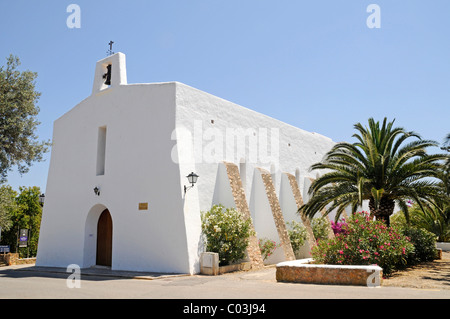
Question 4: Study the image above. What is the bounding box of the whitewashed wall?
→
[175,82,336,265]
[37,52,337,274]
[37,53,195,273]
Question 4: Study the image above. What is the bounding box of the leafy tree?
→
[300,118,446,226]
[0,185,17,235]
[1,186,43,257]
[0,54,50,183]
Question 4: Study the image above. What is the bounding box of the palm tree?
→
[300,118,447,226]
[408,203,450,242]
[442,133,450,151]
[442,133,450,171]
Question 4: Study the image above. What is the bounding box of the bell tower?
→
[92,52,127,94]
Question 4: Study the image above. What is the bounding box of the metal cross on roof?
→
[107,41,114,56]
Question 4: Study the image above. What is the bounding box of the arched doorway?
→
[96,209,113,267]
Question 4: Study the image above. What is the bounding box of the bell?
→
[102,64,112,86]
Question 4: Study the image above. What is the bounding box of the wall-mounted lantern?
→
[94,187,100,196]
[184,172,199,194]
[39,193,45,206]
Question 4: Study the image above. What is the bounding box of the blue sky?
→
[1,1,449,192]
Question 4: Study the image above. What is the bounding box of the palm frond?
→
[301,117,447,224]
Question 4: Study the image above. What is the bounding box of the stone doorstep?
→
[276,258,383,287]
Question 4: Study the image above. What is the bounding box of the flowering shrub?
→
[311,211,415,275]
[311,216,330,241]
[330,220,348,235]
[258,238,278,260]
[201,204,255,265]
[286,220,307,257]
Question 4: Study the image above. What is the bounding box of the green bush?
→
[311,216,330,241]
[391,213,439,264]
[311,211,415,275]
[401,227,437,265]
[286,220,307,257]
[201,204,255,266]
[392,208,450,243]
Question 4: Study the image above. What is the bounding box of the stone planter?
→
[218,262,251,274]
[276,258,383,287]
[200,252,251,275]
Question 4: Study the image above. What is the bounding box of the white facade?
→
[36,52,335,274]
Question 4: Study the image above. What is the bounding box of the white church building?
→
[36,52,335,274]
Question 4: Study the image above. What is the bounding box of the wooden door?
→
[96,209,113,266]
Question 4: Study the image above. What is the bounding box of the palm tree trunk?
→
[369,197,395,227]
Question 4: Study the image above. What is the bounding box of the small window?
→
[96,126,107,175]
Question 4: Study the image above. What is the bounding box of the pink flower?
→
[339,250,344,254]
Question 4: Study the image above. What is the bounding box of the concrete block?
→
[200,252,219,275]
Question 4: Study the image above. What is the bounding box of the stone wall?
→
[0,253,36,266]
[257,168,295,261]
[285,173,316,250]
[223,162,264,270]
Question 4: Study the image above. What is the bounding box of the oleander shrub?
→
[201,204,255,265]
[391,215,439,264]
[311,211,415,275]
[286,221,308,258]
[258,237,278,261]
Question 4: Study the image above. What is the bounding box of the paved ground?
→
[0,263,449,300]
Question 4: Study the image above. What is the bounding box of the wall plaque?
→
[138,203,148,211]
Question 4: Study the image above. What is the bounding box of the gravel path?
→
[382,251,450,290]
